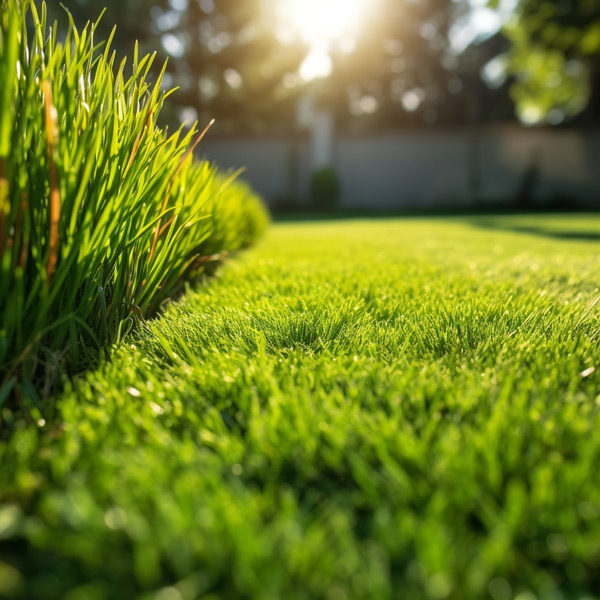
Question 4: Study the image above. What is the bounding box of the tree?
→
[314,0,512,130]
[491,0,600,124]
[43,0,306,131]
[42,0,522,131]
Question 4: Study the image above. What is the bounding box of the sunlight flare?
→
[279,0,370,48]
[278,0,371,80]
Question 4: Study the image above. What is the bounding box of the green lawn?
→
[2,214,600,600]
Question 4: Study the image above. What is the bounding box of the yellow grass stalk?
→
[123,106,154,177]
[42,80,60,284]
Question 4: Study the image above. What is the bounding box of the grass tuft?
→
[0,0,268,405]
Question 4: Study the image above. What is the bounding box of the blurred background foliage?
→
[497,0,600,124]
[41,0,599,131]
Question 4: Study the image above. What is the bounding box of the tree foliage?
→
[41,0,523,130]
[43,0,306,131]
[308,0,511,129]
[493,0,600,123]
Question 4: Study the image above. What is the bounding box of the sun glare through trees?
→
[277,0,374,79]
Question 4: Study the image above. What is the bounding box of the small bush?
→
[309,167,340,211]
[0,0,268,405]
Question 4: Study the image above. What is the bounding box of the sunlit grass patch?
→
[2,216,600,599]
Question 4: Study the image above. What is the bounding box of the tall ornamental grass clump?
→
[0,0,269,405]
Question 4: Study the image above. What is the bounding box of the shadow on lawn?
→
[272,209,600,244]
[469,220,600,242]
[273,209,600,233]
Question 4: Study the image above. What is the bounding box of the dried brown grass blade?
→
[43,80,60,284]
[123,105,154,177]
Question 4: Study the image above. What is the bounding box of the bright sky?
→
[276,0,518,81]
[278,0,371,46]
[449,0,518,53]
[277,0,373,79]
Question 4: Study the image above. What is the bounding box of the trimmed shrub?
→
[309,166,340,210]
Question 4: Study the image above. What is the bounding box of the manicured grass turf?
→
[2,214,600,599]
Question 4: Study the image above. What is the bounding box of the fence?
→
[200,126,600,210]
